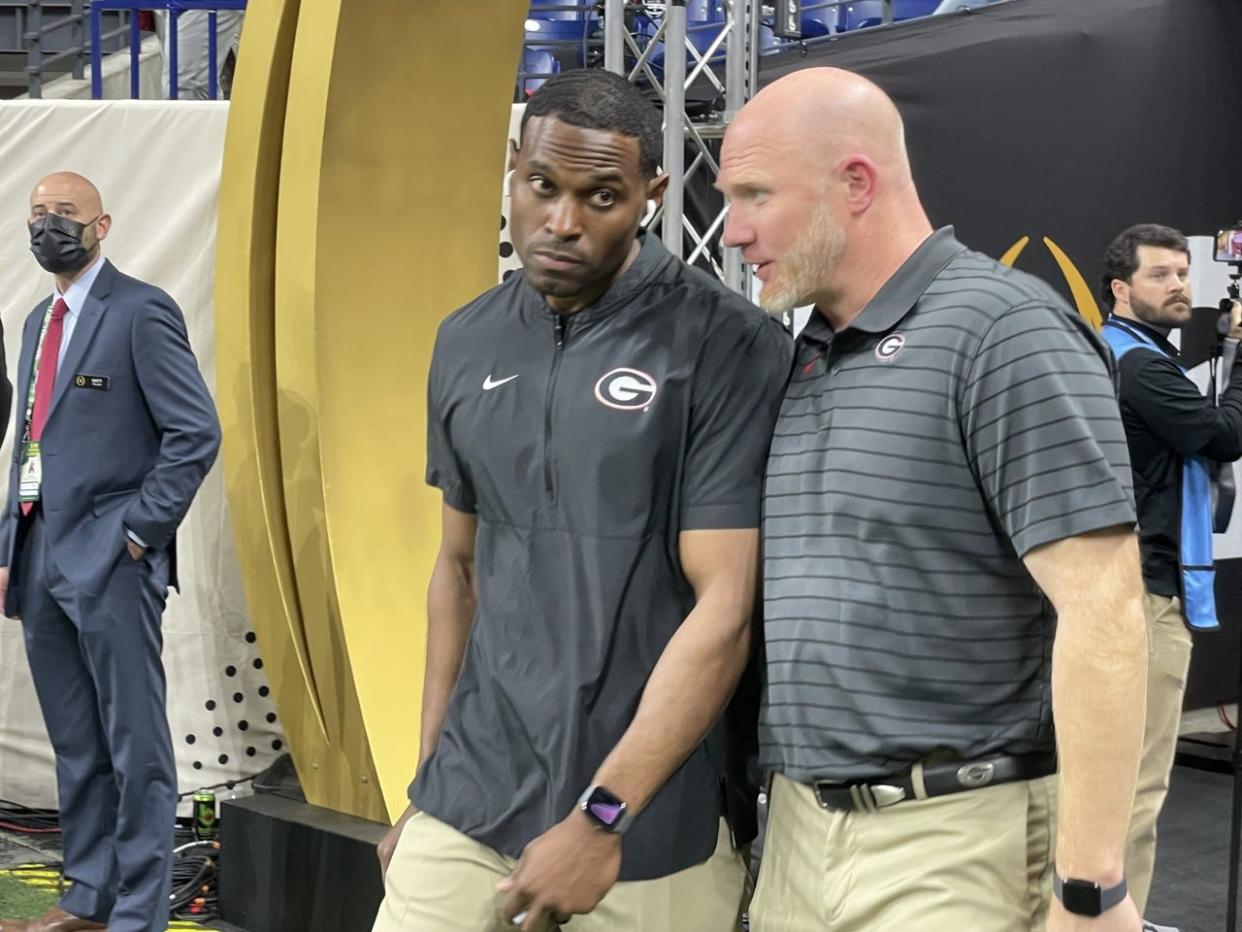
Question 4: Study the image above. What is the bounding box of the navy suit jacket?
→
[0,319,11,449]
[0,260,221,614]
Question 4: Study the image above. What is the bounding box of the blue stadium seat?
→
[839,1,885,30]
[932,0,1004,10]
[687,0,726,22]
[520,47,561,96]
[800,12,836,37]
[687,21,727,63]
[648,14,730,74]
[756,11,833,53]
[839,0,941,30]
[894,0,941,19]
[525,1,596,45]
[627,11,662,73]
[525,15,595,42]
[632,3,741,79]
[525,1,597,69]
[759,22,781,53]
[688,0,727,65]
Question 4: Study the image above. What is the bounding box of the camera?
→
[1209,227,1242,533]
[1214,226,1242,339]
[1216,227,1242,263]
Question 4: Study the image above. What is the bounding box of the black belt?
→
[812,751,1057,813]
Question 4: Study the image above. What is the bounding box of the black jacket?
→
[1112,318,1242,596]
[410,234,793,880]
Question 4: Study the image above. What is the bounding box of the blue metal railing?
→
[90,0,245,100]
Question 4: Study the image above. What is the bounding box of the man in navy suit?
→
[0,173,221,932]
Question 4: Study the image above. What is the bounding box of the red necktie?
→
[21,297,68,516]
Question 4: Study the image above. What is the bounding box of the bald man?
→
[0,174,220,932]
[720,70,1147,931]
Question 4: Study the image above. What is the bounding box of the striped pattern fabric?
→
[760,228,1136,782]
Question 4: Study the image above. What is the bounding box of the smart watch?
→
[1053,872,1128,917]
[576,784,631,835]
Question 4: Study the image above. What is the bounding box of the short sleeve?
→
[425,341,476,514]
[960,301,1136,556]
[681,315,794,530]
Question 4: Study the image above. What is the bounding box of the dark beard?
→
[1129,293,1190,331]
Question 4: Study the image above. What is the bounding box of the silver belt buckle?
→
[848,782,906,812]
[956,761,996,789]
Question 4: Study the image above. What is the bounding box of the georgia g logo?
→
[875,333,906,363]
[594,368,658,411]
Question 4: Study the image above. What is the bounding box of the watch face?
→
[585,787,626,828]
[1062,879,1102,917]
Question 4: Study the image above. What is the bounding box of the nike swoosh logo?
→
[482,374,519,391]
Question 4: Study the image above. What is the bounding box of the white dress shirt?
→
[51,252,105,370]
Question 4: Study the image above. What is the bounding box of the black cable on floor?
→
[0,800,61,833]
[169,832,221,922]
[1,813,224,922]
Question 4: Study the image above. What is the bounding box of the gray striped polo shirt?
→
[760,226,1136,782]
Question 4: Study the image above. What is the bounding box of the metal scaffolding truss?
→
[602,0,758,294]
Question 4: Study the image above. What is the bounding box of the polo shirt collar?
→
[803,226,967,343]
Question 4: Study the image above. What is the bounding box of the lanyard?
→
[1107,313,1230,420]
[22,299,60,443]
[1103,317,1160,352]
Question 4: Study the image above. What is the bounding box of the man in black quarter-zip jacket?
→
[370,70,792,932]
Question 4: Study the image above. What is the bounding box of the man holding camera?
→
[1101,223,1242,931]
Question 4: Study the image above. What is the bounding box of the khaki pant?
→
[750,772,1056,932]
[1126,592,1194,914]
[371,812,747,932]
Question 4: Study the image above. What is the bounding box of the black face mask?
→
[29,212,98,274]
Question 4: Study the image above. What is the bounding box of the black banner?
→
[760,0,1242,707]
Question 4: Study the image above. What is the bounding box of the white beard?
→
[758,201,846,316]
